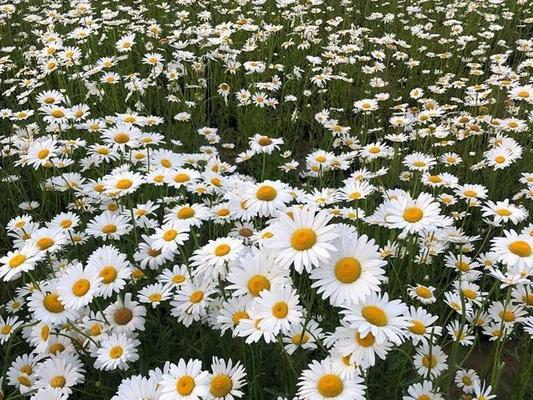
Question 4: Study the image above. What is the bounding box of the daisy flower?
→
[150,221,190,253]
[310,232,386,306]
[94,333,140,371]
[297,358,366,400]
[86,245,132,298]
[413,343,448,378]
[159,359,209,400]
[206,357,247,400]
[249,284,303,335]
[57,262,101,310]
[0,243,43,281]
[138,283,173,308]
[268,207,339,273]
[190,237,244,278]
[105,293,147,334]
[0,315,22,344]
[491,230,533,268]
[341,292,408,345]
[241,180,292,217]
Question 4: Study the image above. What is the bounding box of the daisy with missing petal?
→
[0,243,43,282]
[491,230,533,268]
[206,357,247,400]
[94,333,140,371]
[341,292,408,345]
[310,232,386,306]
[159,359,209,400]
[297,358,366,400]
[241,180,292,217]
[405,306,442,345]
[268,207,339,273]
[57,263,101,310]
[250,284,303,335]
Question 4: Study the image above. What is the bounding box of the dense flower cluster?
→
[0,0,531,399]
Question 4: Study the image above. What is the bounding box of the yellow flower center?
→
[37,149,50,159]
[1,325,12,334]
[102,224,117,234]
[409,320,426,335]
[495,155,506,164]
[50,375,66,388]
[232,311,249,326]
[176,376,195,396]
[43,294,64,313]
[49,343,65,354]
[9,254,26,268]
[149,293,162,302]
[114,308,133,325]
[462,289,477,299]
[99,266,117,284]
[40,325,50,341]
[415,286,432,298]
[247,275,271,297]
[89,324,101,336]
[499,310,515,322]
[355,331,375,347]
[174,173,190,183]
[210,374,233,397]
[177,207,195,219]
[18,376,32,387]
[272,301,289,318]
[51,109,64,118]
[315,155,327,163]
[508,240,531,257]
[334,257,361,283]
[361,305,388,326]
[172,274,185,284]
[239,228,253,237]
[114,133,130,144]
[403,207,424,223]
[116,179,133,189]
[368,146,381,154]
[72,279,90,297]
[190,290,204,304]
[20,365,32,375]
[258,136,272,146]
[292,333,309,344]
[37,236,55,250]
[496,209,511,216]
[60,219,72,228]
[291,228,317,250]
[428,175,442,183]
[215,244,231,256]
[163,229,178,242]
[463,376,472,385]
[109,346,123,359]
[316,374,343,398]
[422,355,437,368]
[463,190,477,198]
[256,185,278,201]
